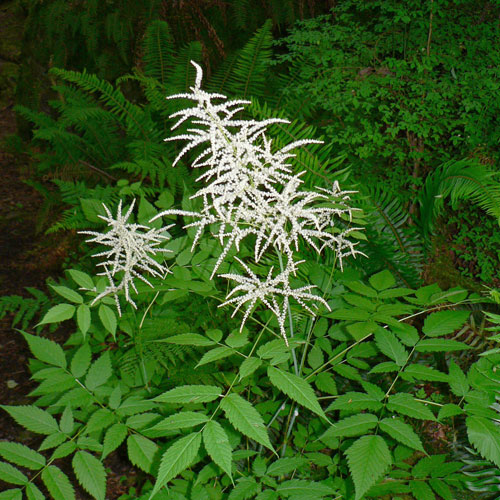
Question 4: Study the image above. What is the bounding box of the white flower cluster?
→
[150,61,364,343]
[80,200,171,315]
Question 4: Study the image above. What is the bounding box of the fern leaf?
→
[143,20,175,85]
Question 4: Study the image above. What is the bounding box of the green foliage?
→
[6,21,500,499]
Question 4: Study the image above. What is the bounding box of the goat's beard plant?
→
[83,61,363,347]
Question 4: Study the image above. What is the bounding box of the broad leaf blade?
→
[268,366,326,419]
[150,432,202,498]
[379,417,425,452]
[221,393,274,452]
[72,451,106,500]
[41,465,75,500]
[203,420,232,479]
[153,385,222,404]
[345,435,392,500]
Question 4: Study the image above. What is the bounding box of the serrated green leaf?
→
[150,412,208,433]
[415,339,471,352]
[321,413,378,440]
[448,361,470,397]
[42,465,75,500]
[50,441,76,460]
[161,333,215,346]
[38,303,75,325]
[314,372,337,395]
[1,405,59,435]
[72,451,106,500]
[98,304,116,339]
[326,392,383,412]
[239,357,262,379]
[87,408,115,433]
[71,343,91,378]
[102,423,128,459]
[153,385,222,404]
[375,329,408,366]
[268,367,326,420]
[266,457,308,476]
[0,489,22,500]
[21,331,66,368]
[387,394,436,421]
[467,416,500,468]
[369,361,399,374]
[150,433,202,498]
[409,480,436,500]
[276,479,336,498]
[379,418,425,452]
[346,435,392,500]
[127,434,159,473]
[196,346,234,367]
[77,304,91,336]
[50,285,83,304]
[422,310,469,337]
[38,432,67,451]
[60,406,74,434]
[203,420,232,479]
[85,351,112,391]
[26,483,45,500]
[68,269,94,289]
[0,442,46,470]
[0,462,28,485]
[438,404,463,420]
[369,270,396,291]
[429,478,452,500]
[228,478,260,500]
[404,364,449,382]
[221,393,274,451]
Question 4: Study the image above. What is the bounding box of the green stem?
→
[277,252,299,376]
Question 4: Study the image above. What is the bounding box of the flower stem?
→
[278,252,299,376]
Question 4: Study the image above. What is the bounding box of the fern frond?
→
[143,20,175,85]
[419,159,500,239]
[0,289,50,330]
[361,186,423,287]
[49,68,156,141]
[167,42,203,95]
[227,19,273,99]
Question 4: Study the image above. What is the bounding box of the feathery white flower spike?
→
[219,258,331,345]
[80,200,172,315]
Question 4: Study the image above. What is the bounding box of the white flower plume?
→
[148,61,365,341]
[80,200,171,314]
[219,258,331,345]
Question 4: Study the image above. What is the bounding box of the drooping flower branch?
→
[80,200,172,314]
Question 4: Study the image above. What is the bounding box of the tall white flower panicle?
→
[80,200,172,315]
[149,61,365,342]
